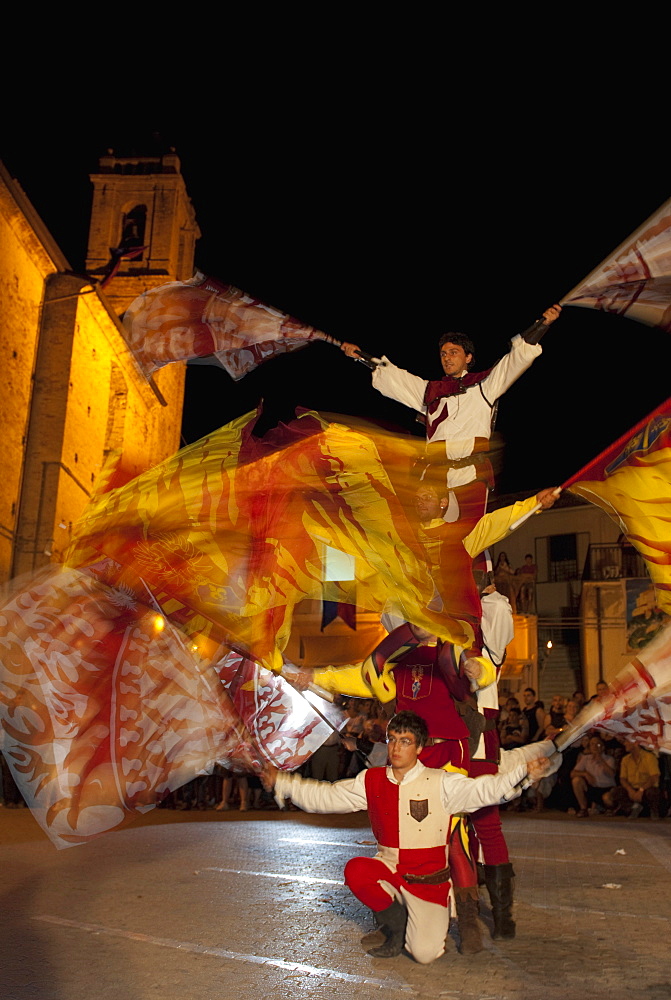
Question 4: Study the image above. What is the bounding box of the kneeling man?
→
[263,710,554,964]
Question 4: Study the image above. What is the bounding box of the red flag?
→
[122,271,339,379]
[561,197,671,331]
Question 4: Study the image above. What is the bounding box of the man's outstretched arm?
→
[262,763,369,814]
[521,304,562,344]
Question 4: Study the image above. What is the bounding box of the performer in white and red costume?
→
[263,711,556,964]
[341,305,561,526]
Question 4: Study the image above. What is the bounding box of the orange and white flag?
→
[562,197,671,332]
[123,271,339,379]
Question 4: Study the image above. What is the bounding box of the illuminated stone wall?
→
[0,156,195,582]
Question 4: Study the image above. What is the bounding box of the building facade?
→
[488,491,662,702]
[0,150,198,582]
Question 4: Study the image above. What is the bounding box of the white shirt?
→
[372,336,541,488]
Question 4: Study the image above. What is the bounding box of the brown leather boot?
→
[366,901,407,957]
[483,862,516,939]
[454,886,485,954]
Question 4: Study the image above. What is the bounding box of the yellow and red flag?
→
[564,398,671,614]
[64,408,471,671]
[562,197,671,332]
[122,271,340,379]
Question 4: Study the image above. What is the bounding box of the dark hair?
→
[387,711,428,749]
[437,332,475,368]
[524,687,536,696]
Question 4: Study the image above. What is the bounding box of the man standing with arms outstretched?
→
[341,305,561,525]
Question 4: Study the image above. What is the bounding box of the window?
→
[120,204,147,259]
[548,533,578,582]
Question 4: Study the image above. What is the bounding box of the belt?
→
[403,865,451,885]
[426,738,446,746]
[424,439,490,467]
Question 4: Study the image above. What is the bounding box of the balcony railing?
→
[582,544,648,582]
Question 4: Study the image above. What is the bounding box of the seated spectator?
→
[611,738,661,818]
[587,679,610,704]
[343,717,388,768]
[499,708,529,750]
[499,695,521,726]
[563,699,580,727]
[572,690,586,711]
[570,736,617,817]
[551,734,591,812]
[527,769,557,813]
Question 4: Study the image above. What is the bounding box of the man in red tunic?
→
[263,710,552,964]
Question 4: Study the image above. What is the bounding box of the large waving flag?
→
[122,271,340,379]
[564,398,671,615]
[0,566,260,848]
[0,409,469,847]
[64,408,470,672]
[0,565,344,849]
[561,197,671,331]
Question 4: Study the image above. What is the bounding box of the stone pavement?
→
[0,804,670,1000]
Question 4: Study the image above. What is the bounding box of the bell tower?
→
[86,147,200,315]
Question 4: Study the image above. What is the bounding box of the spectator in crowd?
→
[494,552,517,612]
[563,699,580,727]
[612,738,661,818]
[499,708,529,750]
[515,554,537,613]
[499,695,521,727]
[215,772,250,811]
[546,734,592,813]
[570,735,617,817]
[343,718,389,769]
[587,680,610,704]
[521,687,545,743]
[543,694,566,740]
[303,730,341,782]
[572,690,586,711]
[342,700,374,777]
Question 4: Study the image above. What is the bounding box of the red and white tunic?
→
[274,759,527,963]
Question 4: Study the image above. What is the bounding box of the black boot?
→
[454,886,484,954]
[483,862,516,939]
[367,901,407,957]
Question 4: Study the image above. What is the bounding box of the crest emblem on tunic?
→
[411,665,423,699]
[410,798,429,823]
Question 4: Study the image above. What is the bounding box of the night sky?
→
[2,114,669,497]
